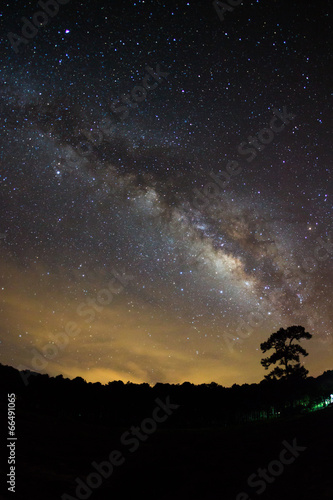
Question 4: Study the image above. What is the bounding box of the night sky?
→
[0,0,332,386]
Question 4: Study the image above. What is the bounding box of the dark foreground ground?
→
[0,404,332,500]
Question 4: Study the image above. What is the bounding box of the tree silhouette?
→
[260,325,312,380]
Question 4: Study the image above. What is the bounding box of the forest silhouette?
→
[1,362,332,427]
[0,362,332,500]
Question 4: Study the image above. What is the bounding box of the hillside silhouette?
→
[0,363,332,500]
[1,363,332,426]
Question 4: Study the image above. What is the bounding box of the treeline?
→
[0,363,332,427]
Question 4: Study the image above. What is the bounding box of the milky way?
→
[0,0,332,386]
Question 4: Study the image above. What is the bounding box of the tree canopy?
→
[260,325,312,380]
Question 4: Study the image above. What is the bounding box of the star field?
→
[0,0,332,386]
